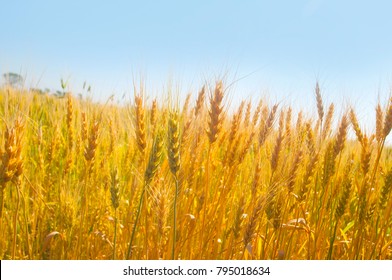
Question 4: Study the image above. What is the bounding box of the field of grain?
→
[0,81,391,260]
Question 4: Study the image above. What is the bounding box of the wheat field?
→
[0,81,391,260]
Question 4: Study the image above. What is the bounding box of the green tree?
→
[2,72,24,87]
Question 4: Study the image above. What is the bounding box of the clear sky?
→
[1,0,392,129]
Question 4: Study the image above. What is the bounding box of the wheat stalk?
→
[328,161,352,259]
[128,132,163,259]
[168,111,180,177]
[167,110,181,259]
[0,116,24,259]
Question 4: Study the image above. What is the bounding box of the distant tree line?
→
[2,72,92,100]
[2,72,24,87]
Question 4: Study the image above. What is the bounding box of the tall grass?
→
[0,82,392,260]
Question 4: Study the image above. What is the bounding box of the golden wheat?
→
[0,81,392,260]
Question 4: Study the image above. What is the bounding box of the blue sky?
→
[1,0,392,128]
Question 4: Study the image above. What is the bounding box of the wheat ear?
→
[134,95,146,155]
[349,108,363,144]
[243,197,264,257]
[0,117,24,218]
[378,168,392,211]
[66,93,74,150]
[244,100,252,128]
[376,103,384,143]
[84,119,99,173]
[150,98,157,135]
[252,100,263,127]
[0,116,24,186]
[194,85,206,117]
[315,81,324,126]
[322,103,334,139]
[145,133,164,184]
[383,98,392,138]
[207,81,224,144]
[168,111,180,177]
[334,115,348,157]
[259,104,278,146]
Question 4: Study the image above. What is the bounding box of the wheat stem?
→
[172,176,179,260]
[127,186,146,259]
[12,181,21,259]
[113,209,118,260]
